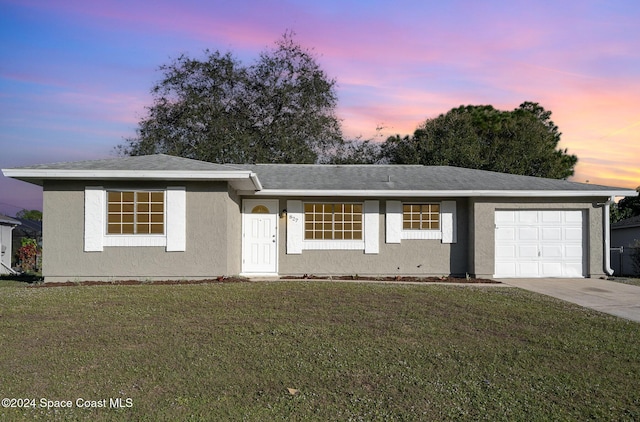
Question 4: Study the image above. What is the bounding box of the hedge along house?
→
[2,154,637,282]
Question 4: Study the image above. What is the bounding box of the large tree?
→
[118,33,343,164]
[382,102,578,179]
[15,209,42,221]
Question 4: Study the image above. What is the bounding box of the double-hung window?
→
[107,191,165,235]
[84,186,185,252]
[403,204,440,231]
[286,200,379,254]
[304,203,363,240]
[386,200,456,244]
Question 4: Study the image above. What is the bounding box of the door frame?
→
[241,199,279,276]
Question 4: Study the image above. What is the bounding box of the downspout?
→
[603,195,615,277]
[1,261,17,275]
[249,172,262,191]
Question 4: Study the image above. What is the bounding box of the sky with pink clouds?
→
[1,0,639,215]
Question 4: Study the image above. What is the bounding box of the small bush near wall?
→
[16,238,40,274]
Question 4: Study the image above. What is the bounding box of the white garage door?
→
[494,210,585,278]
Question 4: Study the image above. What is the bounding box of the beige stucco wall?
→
[274,197,470,277]
[468,197,608,278]
[42,181,611,282]
[43,180,240,282]
[225,186,242,275]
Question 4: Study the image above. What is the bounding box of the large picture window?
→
[304,203,363,240]
[403,204,440,230]
[107,191,164,235]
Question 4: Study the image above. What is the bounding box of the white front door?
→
[494,210,585,278]
[242,199,278,275]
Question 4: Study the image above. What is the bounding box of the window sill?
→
[401,230,442,240]
[301,240,365,250]
[103,235,167,247]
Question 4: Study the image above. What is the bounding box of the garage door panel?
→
[495,227,516,241]
[542,211,562,223]
[518,227,538,240]
[564,211,583,223]
[494,210,584,278]
[518,211,539,224]
[564,263,583,277]
[519,245,538,258]
[565,227,582,241]
[541,262,562,276]
[495,262,516,276]
[519,262,540,276]
[542,227,562,240]
[496,245,516,258]
[565,245,583,258]
[495,212,516,224]
[541,244,562,258]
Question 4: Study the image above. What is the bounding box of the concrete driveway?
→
[498,278,640,323]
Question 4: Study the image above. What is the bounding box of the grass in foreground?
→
[0,281,639,421]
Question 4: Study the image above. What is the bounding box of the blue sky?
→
[1,0,639,215]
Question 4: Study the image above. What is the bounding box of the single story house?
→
[0,214,21,275]
[611,216,640,276]
[2,154,637,282]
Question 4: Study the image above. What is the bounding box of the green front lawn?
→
[1,281,639,421]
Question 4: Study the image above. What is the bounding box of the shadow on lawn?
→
[0,273,43,284]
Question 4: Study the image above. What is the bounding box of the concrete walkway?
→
[497,278,640,323]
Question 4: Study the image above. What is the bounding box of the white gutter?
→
[604,195,615,277]
[241,189,636,198]
[1,169,256,180]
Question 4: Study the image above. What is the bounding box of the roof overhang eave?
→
[1,169,264,191]
[240,189,638,198]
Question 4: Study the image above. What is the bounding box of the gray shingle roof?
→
[3,154,635,195]
[13,154,244,172]
[0,214,21,226]
[243,164,624,192]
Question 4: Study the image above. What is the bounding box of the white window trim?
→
[84,186,186,252]
[286,200,379,254]
[385,200,456,244]
[286,200,303,254]
[441,200,457,244]
[84,187,105,252]
[166,187,186,251]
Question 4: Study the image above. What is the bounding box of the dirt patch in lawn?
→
[28,275,499,287]
[280,275,500,283]
[29,276,251,287]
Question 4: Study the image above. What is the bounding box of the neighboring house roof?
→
[0,214,21,226]
[2,154,637,198]
[14,218,41,236]
[612,216,640,230]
